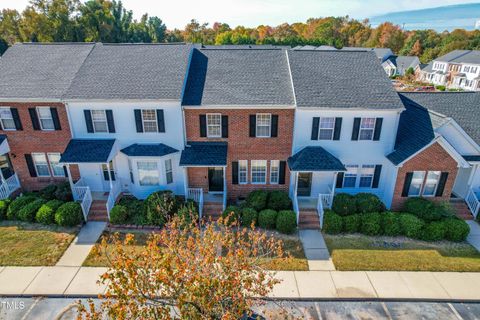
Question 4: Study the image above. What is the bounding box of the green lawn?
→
[324,233,480,272]
[0,221,78,266]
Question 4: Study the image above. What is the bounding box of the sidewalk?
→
[298,230,335,271]
[466,220,480,252]
[1,266,480,300]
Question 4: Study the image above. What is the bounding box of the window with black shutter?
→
[24,154,37,177]
[51,108,61,130]
[372,165,382,188]
[29,108,41,130]
[333,117,342,140]
[435,172,449,197]
[232,161,239,184]
[221,115,228,138]
[157,109,165,133]
[271,115,278,137]
[249,115,256,137]
[134,109,143,132]
[199,114,207,137]
[106,110,115,133]
[11,108,22,131]
[84,110,94,133]
[279,161,286,185]
[311,117,319,140]
[351,118,360,141]
[373,118,383,141]
[336,172,344,188]
[401,172,414,197]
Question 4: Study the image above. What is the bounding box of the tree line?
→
[1,0,480,62]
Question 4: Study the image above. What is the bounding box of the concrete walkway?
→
[298,230,335,271]
[466,220,480,252]
[1,266,480,300]
[56,222,106,267]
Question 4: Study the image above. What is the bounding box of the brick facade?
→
[184,108,294,201]
[1,102,79,191]
[391,142,458,211]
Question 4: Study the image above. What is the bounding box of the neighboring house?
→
[382,55,420,76]
[341,47,394,63]
[416,50,480,91]
[0,43,94,197]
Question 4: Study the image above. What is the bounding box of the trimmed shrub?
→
[36,200,64,225]
[6,196,37,220]
[0,199,10,220]
[355,193,384,213]
[323,210,343,234]
[177,200,198,226]
[222,205,241,225]
[109,205,129,225]
[246,190,268,211]
[443,218,469,242]
[403,197,441,221]
[344,214,361,233]
[55,202,83,227]
[54,182,73,202]
[145,191,178,227]
[332,193,356,216]
[119,196,144,217]
[267,191,292,211]
[276,210,297,234]
[434,201,455,219]
[421,221,446,242]
[399,213,425,239]
[241,207,258,227]
[383,212,402,237]
[39,184,57,200]
[258,209,277,229]
[18,199,47,222]
[360,212,383,236]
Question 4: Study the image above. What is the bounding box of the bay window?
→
[137,161,159,186]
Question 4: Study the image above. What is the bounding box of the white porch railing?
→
[319,193,333,209]
[80,187,92,222]
[0,173,20,200]
[317,194,325,229]
[187,188,204,220]
[72,178,92,221]
[466,188,480,218]
[293,193,299,224]
[106,180,122,221]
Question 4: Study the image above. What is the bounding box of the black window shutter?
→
[25,154,37,177]
[221,115,228,138]
[63,166,68,177]
[51,108,61,130]
[311,117,320,140]
[435,172,449,197]
[372,165,382,188]
[351,118,360,141]
[84,110,94,133]
[29,108,40,130]
[271,115,278,137]
[106,110,115,133]
[249,115,256,137]
[199,115,207,137]
[401,172,414,197]
[336,172,344,188]
[279,161,286,185]
[134,109,143,133]
[232,161,239,185]
[333,117,342,140]
[157,109,165,133]
[11,108,22,130]
[373,118,383,141]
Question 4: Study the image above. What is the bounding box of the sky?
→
[1,0,479,29]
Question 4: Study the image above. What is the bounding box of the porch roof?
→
[180,141,227,166]
[121,143,178,157]
[0,135,9,155]
[60,139,116,163]
[463,155,480,162]
[288,146,346,172]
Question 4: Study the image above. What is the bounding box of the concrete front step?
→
[299,209,320,229]
[88,200,108,222]
[450,201,474,220]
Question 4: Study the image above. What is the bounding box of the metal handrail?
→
[466,188,480,218]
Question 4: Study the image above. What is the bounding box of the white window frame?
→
[238,160,248,184]
[0,107,16,131]
[270,160,280,184]
[408,171,425,197]
[359,117,376,141]
[251,160,267,184]
[36,107,54,131]
[359,165,375,188]
[32,153,51,177]
[318,117,335,140]
[343,165,358,188]
[206,113,222,138]
[165,159,173,184]
[422,171,441,197]
[256,113,271,138]
[91,110,108,133]
[141,109,158,133]
[137,160,160,186]
[47,153,65,177]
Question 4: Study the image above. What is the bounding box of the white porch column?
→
[222,166,227,210]
[65,164,75,200]
[183,167,189,198]
[294,171,298,197]
[0,168,5,183]
[106,162,113,190]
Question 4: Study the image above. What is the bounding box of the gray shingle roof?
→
[0,43,95,99]
[60,139,115,163]
[434,50,480,64]
[288,50,404,109]
[182,48,295,106]
[288,146,346,171]
[64,43,192,100]
[121,143,178,157]
[180,142,228,166]
[390,56,420,71]
[340,47,393,61]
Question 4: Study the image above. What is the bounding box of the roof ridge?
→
[16,42,96,45]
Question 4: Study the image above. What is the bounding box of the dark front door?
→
[208,167,224,192]
[297,172,312,197]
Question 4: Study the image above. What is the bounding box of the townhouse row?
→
[0,42,479,222]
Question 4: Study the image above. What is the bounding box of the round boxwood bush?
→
[222,205,241,225]
[276,210,297,234]
[360,212,383,236]
[6,196,37,220]
[0,199,10,220]
[399,213,425,239]
[383,211,402,236]
[39,184,57,200]
[17,199,46,222]
[55,202,83,227]
[355,193,384,213]
[332,193,356,216]
[145,191,178,227]
[258,209,277,229]
[421,221,446,242]
[36,200,64,225]
[109,205,129,225]
[54,182,73,202]
[323,210,343,234]
[403,197,441,221]
[267,191,292,211]
[241,207,258,227]
[343,214,361,233]
[246,190,268,211]
[443,218,469,242]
